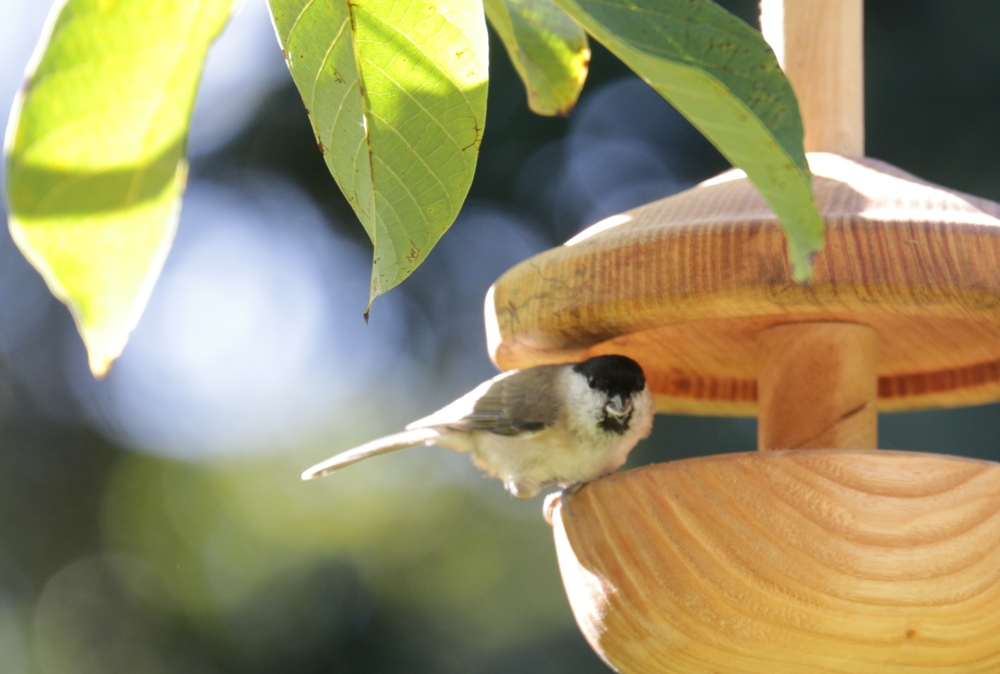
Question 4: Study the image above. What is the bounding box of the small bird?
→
[302,355,655,498]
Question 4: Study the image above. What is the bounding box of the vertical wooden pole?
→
[756,1,876,450]
[760,0,865,155]
[758,323,878,450]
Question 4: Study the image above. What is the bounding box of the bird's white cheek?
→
[563,371,610,441]
[632,388,655,438]
[605,388,654,468]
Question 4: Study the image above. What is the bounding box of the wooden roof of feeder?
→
[487,152,1000,416]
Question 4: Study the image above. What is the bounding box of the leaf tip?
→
[365,289,374,324]
[366,272,386,323]
[790,250,817,285]
[77,315,135,378]
[83,333,126,379]
[89,358,113,379]
[527,96,576,118]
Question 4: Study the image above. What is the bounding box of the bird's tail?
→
[301,428,441,480]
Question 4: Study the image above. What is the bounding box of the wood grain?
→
[758,323,877,450]
[552,451,1000,673]
[761,0,864,155]
[488,154,1000,413]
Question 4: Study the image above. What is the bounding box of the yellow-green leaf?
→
[484,0,589,116]
[553,0,824,280]
[269,0,489,309]
[4,0,235,376]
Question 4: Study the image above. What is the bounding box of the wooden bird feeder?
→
[485,1,1000,671]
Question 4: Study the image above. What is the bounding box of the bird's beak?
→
[606,394,631,418]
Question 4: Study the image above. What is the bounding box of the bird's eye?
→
[587,376,596,387]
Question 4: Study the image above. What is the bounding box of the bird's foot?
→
[542,482,587,524]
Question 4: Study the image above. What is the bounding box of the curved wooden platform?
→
[550,450,1000,673]
[487,154,1000,414]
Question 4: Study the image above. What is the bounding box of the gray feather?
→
[301,428,439,480]
[303,365,567,482]
[406,365,564,436]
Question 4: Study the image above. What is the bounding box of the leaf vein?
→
[285,0,317,43]
[359,10,477,114]
[359,56,468,153]
[310,14,351,113]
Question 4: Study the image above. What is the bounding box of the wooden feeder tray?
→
[552,450,1000,673]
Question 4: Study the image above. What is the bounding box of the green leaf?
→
[484,0,589,116]
[269,0,489,309]
[4,0,235,376]
[553,0,823,281]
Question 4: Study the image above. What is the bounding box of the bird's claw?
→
[542,483,585,524]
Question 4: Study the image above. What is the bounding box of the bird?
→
[302,355,655,498]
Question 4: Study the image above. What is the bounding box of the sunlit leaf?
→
[269,0,489,310]
[4,0,235,376]
[484,0,589,116]
[553,0,823,280]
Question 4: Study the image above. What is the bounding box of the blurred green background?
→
[1,0,1000,672]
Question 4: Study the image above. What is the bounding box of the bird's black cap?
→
[573,355,646,398]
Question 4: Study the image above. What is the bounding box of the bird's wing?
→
[301,428,439,480]
[304,366,566,480]
[405,365,563,436]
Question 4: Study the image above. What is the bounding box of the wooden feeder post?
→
[486,0,1000,671]
[757,0,875,453]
